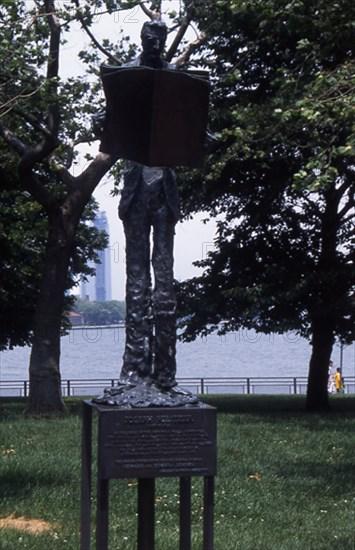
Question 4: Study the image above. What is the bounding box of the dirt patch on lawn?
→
[0,514,55,534]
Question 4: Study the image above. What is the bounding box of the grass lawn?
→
[0,395,354,549]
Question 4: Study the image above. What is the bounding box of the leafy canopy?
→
[177,0,355,343]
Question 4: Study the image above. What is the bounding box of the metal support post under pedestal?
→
[138,478,155,550]
[180,477,192,550]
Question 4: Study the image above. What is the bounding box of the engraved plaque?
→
[95,405,217,479]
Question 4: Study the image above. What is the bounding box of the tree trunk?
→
[26,208,75,414]
[306,317,334,411]
[306,181,340,412]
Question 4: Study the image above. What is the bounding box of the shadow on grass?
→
[0,397,84,419]
[1,470,79,500]
[275,458,355,483]
[1,394,354,420]
[201,394,355,415]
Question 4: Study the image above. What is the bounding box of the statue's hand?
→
[92,109,106,138]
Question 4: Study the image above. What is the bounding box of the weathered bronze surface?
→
[93,381,200,408]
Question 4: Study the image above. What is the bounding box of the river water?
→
[0,328,353,381]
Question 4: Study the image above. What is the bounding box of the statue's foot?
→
[168,385,194,397]
[93,380,200,408]
[150,382,200,405]
[124,376,152,386]
[101,381,130,397]
[168,385,200,405]
[119,369,153,387]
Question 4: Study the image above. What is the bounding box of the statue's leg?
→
[151,206,177,389]
[120,206,153,384]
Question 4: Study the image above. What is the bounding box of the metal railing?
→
[1,376,354,397]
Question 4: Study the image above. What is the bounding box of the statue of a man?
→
[117,20,179,391]
[94,19,206,406]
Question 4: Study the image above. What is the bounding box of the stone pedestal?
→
[80,400,217,549]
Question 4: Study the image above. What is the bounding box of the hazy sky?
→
[62,3,216,300]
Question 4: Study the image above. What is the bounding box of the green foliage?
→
[0,165,45,349]
[177,0,355,346]
[72,297,126,325]
[0,3,118,350]
[0,158,108,349]
[0,1,117,161]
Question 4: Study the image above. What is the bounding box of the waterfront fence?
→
[1,376,354,398]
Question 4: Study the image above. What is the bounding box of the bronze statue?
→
[94,20,208,406]
[118,21,179,392]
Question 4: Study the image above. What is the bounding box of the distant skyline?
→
[80,211,112,301]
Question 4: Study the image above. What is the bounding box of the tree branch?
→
[25,171,57,209]
[166,11,193,62]
[45,0,61,138]
[0,120,27,155]
[0,120,56,207]
[11,107,54,141]
[50,154,75,188]
[0,82,45,117]
[19,1,62,179]
[174,32,208,68]
[139,2,158,20]
[73,152,118,202]
[73,0,122,65]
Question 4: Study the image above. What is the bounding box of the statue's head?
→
[140,20,168,66]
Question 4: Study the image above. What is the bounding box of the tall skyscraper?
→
[81,211,111,302]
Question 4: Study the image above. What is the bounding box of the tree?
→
[0,163,44,350]
[72,298,126,325]
[0,1,118,412]
[0,162,110,349]
[177,0,355,410]
[0,1,206,412]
